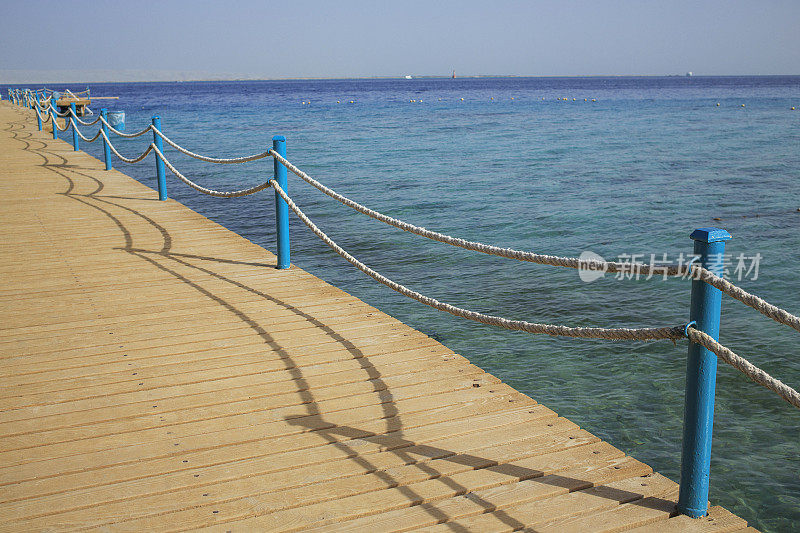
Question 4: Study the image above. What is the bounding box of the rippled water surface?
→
[12,76,800,531]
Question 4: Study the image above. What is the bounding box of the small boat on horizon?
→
[404,75,413,79]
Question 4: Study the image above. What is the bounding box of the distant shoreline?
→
[4,74,800,86]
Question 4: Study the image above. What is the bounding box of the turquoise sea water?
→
[10,77,799,531]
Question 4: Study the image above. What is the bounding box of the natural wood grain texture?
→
[0,102,752,532]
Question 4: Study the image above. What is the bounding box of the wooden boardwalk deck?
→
[0,102,753,532]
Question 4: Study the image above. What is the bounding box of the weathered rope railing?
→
[98,116,152,138]
[152,128,274,164]
[33,104,50,121]
[70,118,102,143]
[53,114,71,131]
[269,149,800,334]
[14,89,798,519]
[70,111,101,127]
[270,179,686,341]
[98,130,155,163]
[152,144,274,197]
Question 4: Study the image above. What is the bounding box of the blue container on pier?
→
[107,111,126,131]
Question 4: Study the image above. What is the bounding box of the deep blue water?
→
[8,77,800,531]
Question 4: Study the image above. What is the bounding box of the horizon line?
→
[4,73,800,86]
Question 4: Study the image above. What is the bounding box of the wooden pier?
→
[54,98,92,117]
[0,102,754,531]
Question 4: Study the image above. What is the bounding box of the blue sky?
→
[1,0,798,82]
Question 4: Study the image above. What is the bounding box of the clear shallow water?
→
[11,77,800,531]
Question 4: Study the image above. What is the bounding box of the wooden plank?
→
[13,440,626,530]
[625,506,749,533]
[340,472,677,533]
[3,410,572,522]
[0,404,554,505]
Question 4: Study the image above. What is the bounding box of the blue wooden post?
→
[36,104,43,131]
[273,135,290,269]
[69,102,79,151]
[678,227,732,518]
[101,109,112,170]
[51,100,58,140]
[151,116,167,201]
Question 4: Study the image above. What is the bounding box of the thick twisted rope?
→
[53,116,71,131]
[687,327,800,409]
[70,119,102,143]
[690,268,800,334]
[151,128,274,164]
[271,150,686,276]
[152,145,274,198]
[34,105,51,122]
[270,179,685,341]
[98,116,153,138]
[49,105,70,117]
[270,150,800,334]
[99,131,155,164]
[69,108,101,126]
